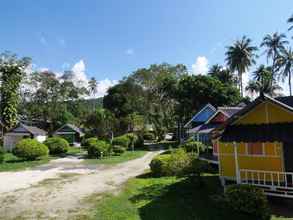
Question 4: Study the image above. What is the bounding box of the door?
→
[283,142,293,172]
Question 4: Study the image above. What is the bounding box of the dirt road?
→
[0,151,160,219]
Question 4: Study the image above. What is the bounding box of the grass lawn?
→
[89,173,293,220]
[0,153,56,172]
[83,150,148,165]
[0,146,83,172]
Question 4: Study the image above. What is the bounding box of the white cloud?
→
[125,48,134,55]
[96,79,118,97]
[192,56,209,75]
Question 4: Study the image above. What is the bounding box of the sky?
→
[0,0,292,96]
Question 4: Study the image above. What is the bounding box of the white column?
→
[234,142,241,184]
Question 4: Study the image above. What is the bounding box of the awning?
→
[220,123,293,143]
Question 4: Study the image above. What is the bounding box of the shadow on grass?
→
[131,176,257,220]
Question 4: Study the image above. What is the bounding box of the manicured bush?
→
[44,137,69,155]
[150,148,191,177]
[112,145,126,155]
[143,132,155,141]
[225,184,270,220]
[87,140,111,158]
[0,147,4,163]
[112,135,130,148]
[82,137,98,149]
[125,133,138,149]
[13,139,48,160]
[181,141,206,153]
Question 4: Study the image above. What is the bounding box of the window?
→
[247,142,264,155]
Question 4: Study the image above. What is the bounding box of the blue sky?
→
[0,0,292,95]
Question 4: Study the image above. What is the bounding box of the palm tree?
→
[276,47,293,96]
[88,77,98,110]
[225,36,258,97]
[208,64,237,85]
[288,14,293,31]
[260,32,288,75]
[246,65,281,97]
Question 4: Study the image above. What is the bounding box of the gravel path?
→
[0,151,160,219]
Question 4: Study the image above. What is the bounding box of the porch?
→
[240,169,293,198]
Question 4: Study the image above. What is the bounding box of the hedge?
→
[181,141,206,153]
[225,184,270,220]
[82,137,98,149]
[87,140,111,158]
[44,137,69,155]
[112,135,130,148]
[13,139,49,160]
[112,145,126,155]
[0,147,4,163]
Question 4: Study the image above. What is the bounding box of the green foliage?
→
[0,147,4,163]
[0,53,31,129]
[44,137,69,155]
[87,140,111,158]
[181,141,206,153]
[82,137,98,148]
[224,184,270,220]
[12,139,48,160]
[112,145,126,155]
[150,148,191,177]
[143,132,156,141]
[112,135,130,148]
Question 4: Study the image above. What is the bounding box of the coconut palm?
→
[225,36,258,97]
[276,47,293,96]
[288,14,293,31]
[88,77,98,110]
[260,32,288,75]
[246,65,281,97]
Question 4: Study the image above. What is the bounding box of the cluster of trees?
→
[1,14,293,141]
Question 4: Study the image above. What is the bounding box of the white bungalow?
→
[3,124,47,151]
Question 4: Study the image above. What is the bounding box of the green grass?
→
[0,153,55,172]
[83,150,147,165]
[88,173,293,220]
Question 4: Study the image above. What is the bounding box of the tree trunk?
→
[289,72,292,96]
[239,72,243,97]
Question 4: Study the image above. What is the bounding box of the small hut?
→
[54,124,84,146]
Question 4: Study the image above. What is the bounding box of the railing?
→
[240,169,293,190]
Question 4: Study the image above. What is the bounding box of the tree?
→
[88,77,98,110]
[288,14,293,32]
[208,64,237,85]
[0,52,31,129]
[260,32,288,76]
[225,36,258,97]
[245,65,281,97]
[276,47,293,96]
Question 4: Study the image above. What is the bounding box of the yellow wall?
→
[236,101,293,125]
[219,142,284,179]
[218,100,293,180]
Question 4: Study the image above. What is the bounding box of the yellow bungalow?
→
[213,95,293,198]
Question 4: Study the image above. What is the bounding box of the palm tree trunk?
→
[289,71,292,96]
[239,72,243,97]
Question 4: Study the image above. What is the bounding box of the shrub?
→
[125,133,138,149]
[44,137,69,155]
[87,140,111,158]
[181,141,206,153]
[150,148,191,177]
[13,139,48,160]
[112,135,130,148]
[143,132,155,141]
[0,147,4,163]
[225,184,270,220]
[112,145,126,155]
[82,137,98,149]
[134,133,144,148]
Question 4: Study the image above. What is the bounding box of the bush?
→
[225,184,270,220]
[112,145,126,155]
[125,133,138,149]
[13,139,48,160]
[112,135,130,148]
[150,148,191,177]
[0,147,4,163]
[87,140,111,158]
[181,141,206,153]
[44,137,69,155]
[82,137,98,149]
[143,132,155,141]
[134,133,144,148]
